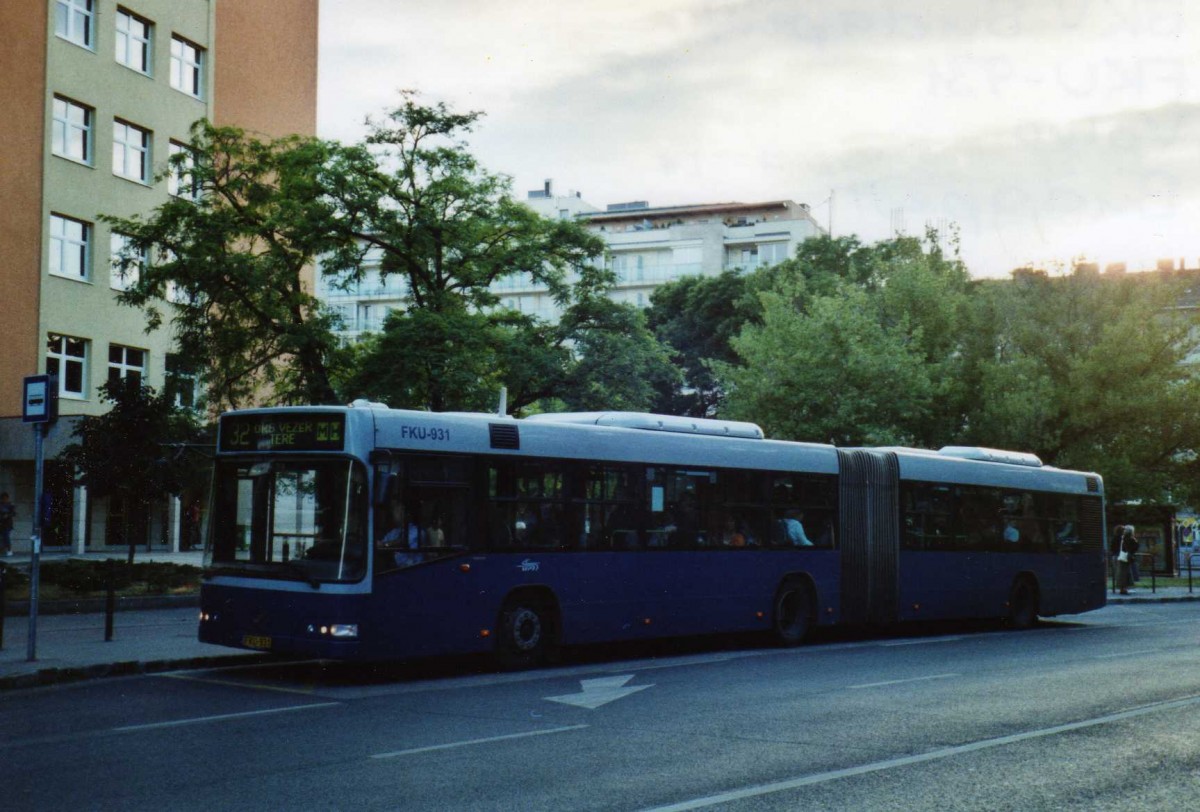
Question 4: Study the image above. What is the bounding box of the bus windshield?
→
[207,457,368,584]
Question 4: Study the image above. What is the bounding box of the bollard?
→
[1150,554,1156,594]
[0,562,6,651]
[1189,555,1194,594]
[104,558,116,642]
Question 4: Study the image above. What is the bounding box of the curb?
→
[0,652,277,692]
[1107,594,1200,604]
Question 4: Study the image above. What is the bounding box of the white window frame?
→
[47,334,89,399]
[49,214,91,281]
[109,232,145,291]
[170,35,204,98]
[51,96,93,165]
[55,0,95,49]
[115,8,153,74]
[113,119,151,183]
[107,344,147,385]
[168,140,199,199]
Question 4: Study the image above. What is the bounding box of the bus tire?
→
[1007,576,1039,629]
[772,577,814,646]
[497,593,557,669]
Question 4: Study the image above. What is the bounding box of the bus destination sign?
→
[219,413,346,452]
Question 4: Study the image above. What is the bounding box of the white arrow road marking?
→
[545,674,653,710]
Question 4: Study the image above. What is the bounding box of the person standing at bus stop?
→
[0,492,14,556]
[1126,525,1141,584]
[1116,525,1137,594]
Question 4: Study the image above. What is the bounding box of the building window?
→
[758,242,789,266]
[49,214,91,281]
[168,141,198,199]
[166,353,200,410]
[51,96,93,164]
[47,334,89,399]
[170,35,204,98]
[107,344,146,385]
[55,0,94,49]
[110,233,145,291]
[113,119,151,183]
[115,8,152,74]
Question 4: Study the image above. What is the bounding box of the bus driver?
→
[379,500,424,567]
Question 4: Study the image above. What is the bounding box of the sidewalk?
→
[0,549,260,690]
[1106,585,1200,604]
[0,606,268,690]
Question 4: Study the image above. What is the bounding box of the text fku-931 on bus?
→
[198,402,1107,665]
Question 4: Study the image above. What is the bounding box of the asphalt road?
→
[3,603,1199,811]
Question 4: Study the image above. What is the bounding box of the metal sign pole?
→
[22,374,56,663]
[27,422,44,662]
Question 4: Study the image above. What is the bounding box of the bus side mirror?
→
[375,472,399,508]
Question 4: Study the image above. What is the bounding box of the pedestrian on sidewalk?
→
[0,492,14,556]
[1127,526,1141,584]
[1116,525,1137,594]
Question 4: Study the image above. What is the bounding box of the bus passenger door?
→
[837,450,900,625]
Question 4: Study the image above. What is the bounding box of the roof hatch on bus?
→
[526,411,765,440]
[938,446,1044,467]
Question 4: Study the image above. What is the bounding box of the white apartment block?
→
[321,182,825,338]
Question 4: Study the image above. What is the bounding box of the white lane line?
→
[849,673,960,690]
[113,702,340,732]
[640,694,1200,812]
[880,637,964,647]
[371,724,589,759]
[1092,648,1163,660]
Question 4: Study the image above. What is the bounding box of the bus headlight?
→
[308,623,358,639]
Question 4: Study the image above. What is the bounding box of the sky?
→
[317,0,1199,278]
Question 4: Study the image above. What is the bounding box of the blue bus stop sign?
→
[23,375,58,424]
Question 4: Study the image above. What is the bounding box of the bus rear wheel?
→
[1007,577,1039,629]
[497,597,555,669]
[773,578,814,646]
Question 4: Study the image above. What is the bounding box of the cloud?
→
[317,1,1200,275]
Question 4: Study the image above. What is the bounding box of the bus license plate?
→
[242,634,272,650]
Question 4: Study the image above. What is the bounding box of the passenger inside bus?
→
[778,509,814,546]
[378,499,424,568]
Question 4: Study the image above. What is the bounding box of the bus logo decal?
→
[519,559,540,573]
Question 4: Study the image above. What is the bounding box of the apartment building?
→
[0,0,318,552]
[320,185,825,337]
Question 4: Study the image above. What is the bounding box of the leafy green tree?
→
[556,298,681,412]
[718,231,972,446]
[60,378,204,564]
[345,298,678,415]
[645,271,757,417]
[719,284,939,445]
[321,91,610,317]
[963,271,1200,503]
[329,93,673,413]
[343,308,563,412]
[107,122,367,409]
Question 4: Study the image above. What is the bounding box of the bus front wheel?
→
[1007,577,1039,629]
[773,578,814,646]
[497,596,555,669]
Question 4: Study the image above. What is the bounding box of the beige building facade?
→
[0,0,318,553]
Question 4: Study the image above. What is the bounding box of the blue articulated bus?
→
[198,403,1107,664]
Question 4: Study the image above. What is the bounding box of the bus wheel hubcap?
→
[510,608,541,651]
